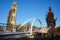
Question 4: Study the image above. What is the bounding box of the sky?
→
[0,0,60,27]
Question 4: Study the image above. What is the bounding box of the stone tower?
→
[6,2,17,32]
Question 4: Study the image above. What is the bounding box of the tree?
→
[57,26,60,33]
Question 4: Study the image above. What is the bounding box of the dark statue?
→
[46,7,57,28]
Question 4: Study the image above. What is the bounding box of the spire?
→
[12,1,17,9]
[13,1,16,5]
[13,0,17,5]
[49,6,52,12]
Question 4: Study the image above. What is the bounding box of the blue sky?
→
[0,0,60,27]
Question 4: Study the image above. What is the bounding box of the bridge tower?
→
[6,1,17,32]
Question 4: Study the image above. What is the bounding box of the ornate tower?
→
[6,2,17,32]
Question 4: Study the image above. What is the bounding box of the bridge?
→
[0,18,50,38]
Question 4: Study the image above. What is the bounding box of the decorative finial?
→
[12,1,17,9]
[13,1,16,4]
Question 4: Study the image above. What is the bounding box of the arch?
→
[17,18,43,35]
[30,18,43,35]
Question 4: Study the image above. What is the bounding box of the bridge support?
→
[17,18,42,36]
[30,18,36,35]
